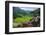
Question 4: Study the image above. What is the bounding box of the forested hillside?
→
[13,7,40,18]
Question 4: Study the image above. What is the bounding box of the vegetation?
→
[13,7,40,28]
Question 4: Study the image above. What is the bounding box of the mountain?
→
[30,8,40,16]
[13,7,40,18]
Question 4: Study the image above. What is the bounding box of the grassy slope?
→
[14,16,32,23]
[13,16,33,28]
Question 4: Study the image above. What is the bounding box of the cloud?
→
[20,7,38,11]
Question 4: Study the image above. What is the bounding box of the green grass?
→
[14,16,33,23]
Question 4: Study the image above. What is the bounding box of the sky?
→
[20,7,38,11]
